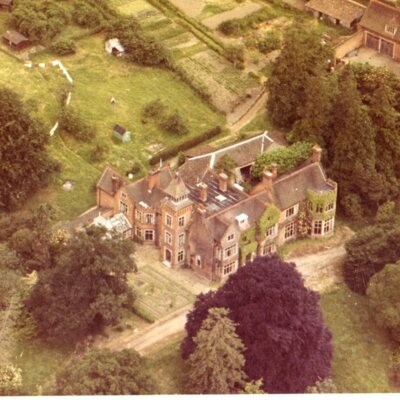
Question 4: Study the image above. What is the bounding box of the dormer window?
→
[235,213,248,225]
[385,24,397,35]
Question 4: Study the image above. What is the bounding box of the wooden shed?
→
[0,0,12,11]
[3,30,30,50]
[113,124,132,143]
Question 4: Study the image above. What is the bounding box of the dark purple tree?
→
[181,255,333,394]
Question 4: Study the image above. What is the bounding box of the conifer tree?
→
[291,74,334,147]
[185,307,247,394]
[329,66,377,215]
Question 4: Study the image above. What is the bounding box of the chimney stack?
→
[271,162,278,179]
[198,182,208,202]
[111,174,120,194]
[218,171,228,192]
[312,144,322,163]
[263,170,273,190]
[147,168,161,193]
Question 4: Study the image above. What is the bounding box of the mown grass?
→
[321,285,397,393]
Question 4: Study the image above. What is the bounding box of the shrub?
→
[149,126,222,165]
[133,304,156,324]
[59,108,96,142]
[72,0,103,29]
[160,112,189,136]
[142,98,166,121]
[257,30,281,54]
[340,193,364,220]
[375,200,396,223]
[50,39,76,56]
[89,142,108,162]
[177,151,186,167]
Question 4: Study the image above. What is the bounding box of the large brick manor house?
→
[71,132,337,281]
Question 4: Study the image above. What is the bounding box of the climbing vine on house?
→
[307,187,337,221]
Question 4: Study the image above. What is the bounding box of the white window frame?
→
[313,220,323,235]
[285,204,298,219]
[324,218,334,234]
[178,215,185,227]
[196,255,201,267]
[120,201,128,214]
[284,222,296,239]
[326,202,334,212]
[136,227,142,238]
[166,214,172,227]
[262,242,276,255]
[145,213,154,224]
[178,250,185,263]
[145,230,154,241]
[315,203,324,213]
[223,260,237,276]
[135,209,142,221]
[266,224,276,238]
[227,233,235,242]
[178,233,185,247]
[165,231,172,245]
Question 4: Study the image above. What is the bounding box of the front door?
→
[165,249,172,263]
[380,39,394,58]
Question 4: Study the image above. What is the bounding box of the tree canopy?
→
[182,254,332,394]
[0,88,58,211]
[367,262,400,342]
[55,349,157,395]
[185,307,247,394]
[26,227,136,344]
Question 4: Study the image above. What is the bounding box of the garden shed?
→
[0,0,12,10]
[3,30,30,50]
[113,124,132,142]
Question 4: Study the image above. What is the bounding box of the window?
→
[227,234,235,242]
[308,201,313,211]
[224,244,237,259]
[136,227,142,238]
[178,250,185,263]
[145,230,154,241]
[262,242,275,255]
[120,201,128,214]
[316,203,324,213]
[223,261,237,276]
[165,231,172,244]
[135,210,142,221]
[121,192,127,200]
[285,206,295,218]
[196,255,201,267]
[386,25,396,35]
[166,214,172,227]
[326,203,334,212]
[178,233,185,247]
[145,213,154,224]
[178,216,185,227]
[284,222,296,239]
[266,225,276,237]
[324,218,334,234]
[313,220,323,235]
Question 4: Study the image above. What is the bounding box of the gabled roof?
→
[179,132,274,185]
[3,30,29,45]
[360,0,400,43]
[97,166,125,196]
[306,0,365,24]
[271,162,334,210]
[0,0,12,6]
[114,124,127,135]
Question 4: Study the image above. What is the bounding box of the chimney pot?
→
[263,170,273,190]
[312,144,322,163]
[147,168,161,192]
[218,172,228,192]
[271,162,278,179]
[198,182,208,202]
[111,174,120,194]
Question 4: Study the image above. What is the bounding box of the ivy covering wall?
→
[306,186,337,221]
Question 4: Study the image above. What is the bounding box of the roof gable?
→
[306,0,365,24]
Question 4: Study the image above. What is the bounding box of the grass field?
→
[321,285,397,393]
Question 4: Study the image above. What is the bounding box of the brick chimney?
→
[218,171,228,192]
[111,174,120,194]
[271,162,278,179]
[312,144,322,163]
[197,203,207,217]
[198,182,208,202]
[147,168,161,193]
[263,170,273,190]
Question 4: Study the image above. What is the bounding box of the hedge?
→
[133,304,156,323]
[149,126,222,165]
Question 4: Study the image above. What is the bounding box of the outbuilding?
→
[0,0,12,11]
[113,124,132,143]
[305,0,366,29]
[3,30,30,50]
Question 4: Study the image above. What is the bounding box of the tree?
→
[0,88,59,211]
[0,364,22,396]
[0,246,21,310]
[240,379,265,394]
[367,262,400,341]
[59,108,96,142]
[160,112,189,136]
[26,227,136,344]
[55,349,157,395]
[185,307,247,394]
[267,25,333,130]
[307,378,337,393]
[182,255,333,394]
[343,219,400,294]
[291,75,334,147]
[214,154,237,179]
[329,67,377,216]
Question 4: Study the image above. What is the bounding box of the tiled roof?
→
[271,163,333,210]
[306,0,365,24]
[3,30,29,45]
[360,0,400,43]
[164,173,190,199]
[179,132,274,184]
[0,0,12,6]
[97,166,125,196]
[114,124,127,135]
[185,144,215,158]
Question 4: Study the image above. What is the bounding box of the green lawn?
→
[321,285,397,393]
